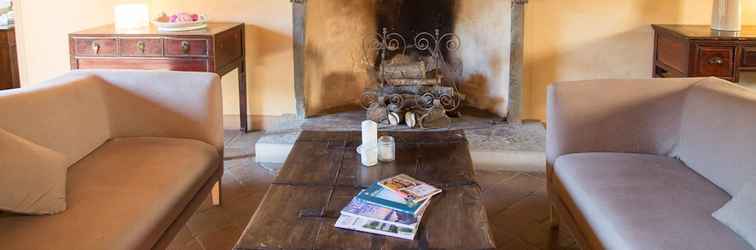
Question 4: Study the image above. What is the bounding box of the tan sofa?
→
[0,70,224,250]
[547,77,756,250]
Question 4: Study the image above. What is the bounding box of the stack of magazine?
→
[335,174,442,240]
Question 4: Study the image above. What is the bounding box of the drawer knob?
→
[91,42,100,54]
[708,56,725,65]
[136,41,146,53]
[180,41,190,54]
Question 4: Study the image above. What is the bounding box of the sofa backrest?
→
[0,74,111,167]
[673,77,756,196]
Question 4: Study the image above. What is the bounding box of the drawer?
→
[695,45,735,78]
[73,38,117,56]
[118,38,163,56]
[75,58,209,72]
[165,38,209,57]
[742,46,756,67]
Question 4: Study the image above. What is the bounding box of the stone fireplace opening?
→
[358,0,465,129]
[376,0,455,51]
[291,0,524,126]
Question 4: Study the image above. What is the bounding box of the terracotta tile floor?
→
[166,131,579,250]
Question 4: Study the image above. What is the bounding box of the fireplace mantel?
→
[289,0,527,123]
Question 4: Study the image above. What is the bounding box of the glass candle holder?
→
[378,136,395,162]
[360,145,378,167]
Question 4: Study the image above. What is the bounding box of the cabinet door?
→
[694,45,735,78]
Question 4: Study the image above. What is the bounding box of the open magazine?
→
[378,174,442,203]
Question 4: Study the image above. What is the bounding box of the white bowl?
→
[152,15,208,32]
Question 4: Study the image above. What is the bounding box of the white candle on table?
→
[361,120,378,166]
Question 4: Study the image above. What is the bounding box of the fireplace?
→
[355,0,462,128]
[290,0,526,124]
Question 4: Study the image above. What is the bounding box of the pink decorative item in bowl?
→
[152,12,208,32]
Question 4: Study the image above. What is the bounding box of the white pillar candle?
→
[712,0,742,31]
[361,120,378,148]
[361,120,379,167]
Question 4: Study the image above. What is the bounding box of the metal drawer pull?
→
[708,56,724,65]
[181,41,190,54]
[91,42,100,54]
[136,41,146,53]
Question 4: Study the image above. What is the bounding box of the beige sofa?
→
[0,70,224,250]
[547,77,756,250]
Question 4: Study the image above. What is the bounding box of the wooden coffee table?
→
[234,130,496,250]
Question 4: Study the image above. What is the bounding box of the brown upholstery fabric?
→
[554,153,752,250]
[0,128,67,215]
[0,137,220,250]
[0,70,224,167]
[673,78,756,195]
[546,78,704,167]
[0,74,111,167]
[79,70,224,153]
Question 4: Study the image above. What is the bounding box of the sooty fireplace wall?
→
[291,0,525,123]
[359,0,465,129]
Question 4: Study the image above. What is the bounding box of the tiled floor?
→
[166,130,578,250]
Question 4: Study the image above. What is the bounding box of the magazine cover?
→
[335,214,417,240]
[357,184,426,214]
[342,195,430,227]
[378,174,442,203]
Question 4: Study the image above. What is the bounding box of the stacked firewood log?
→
[362,54,462,129]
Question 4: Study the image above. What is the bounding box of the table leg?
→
[239,62,248,132]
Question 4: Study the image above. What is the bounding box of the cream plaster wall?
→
[303,0,375,115]
[456,0,512,117]
[14,0,756,121]
[149,0,295,116]
[15,0,296,116]
[14,0,123,84]
[523,0,756,121]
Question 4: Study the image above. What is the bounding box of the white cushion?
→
[714,181,756,249]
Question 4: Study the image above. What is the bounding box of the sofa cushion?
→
[714,181,756,248]
[554,152,752,250]
[0,137,220,250]
[0,128,67,215]
[673,77,756,195]
[0,74,111,167]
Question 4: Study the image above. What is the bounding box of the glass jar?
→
[378,136,395,162]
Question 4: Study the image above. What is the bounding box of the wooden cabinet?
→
[70,23,249,132]
[0,26,19,90]
[653,24,756,82]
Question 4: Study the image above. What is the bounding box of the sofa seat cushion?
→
[0,137,220,250]
[554,152,752,250]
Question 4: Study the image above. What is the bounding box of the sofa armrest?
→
[74,70,224,152]
[546,78,705,167]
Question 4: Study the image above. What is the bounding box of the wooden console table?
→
[0,25,19,90]
[69,22,249,132]
[653,24,756,82]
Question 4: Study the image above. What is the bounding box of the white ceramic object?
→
[356,144,378,167]
[712,0,741,31]
[152,15,208,32]
[114,4,149,31]
[360,120,379,167]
